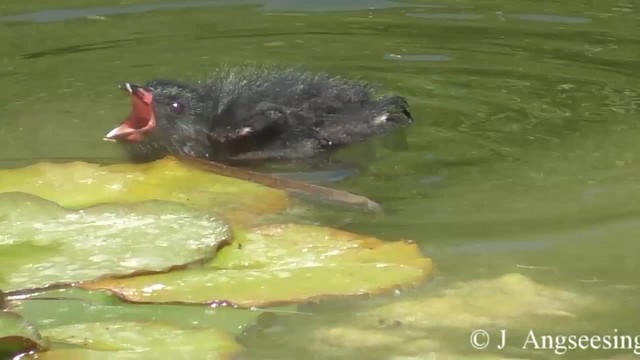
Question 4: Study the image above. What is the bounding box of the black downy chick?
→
[104,66,414,164]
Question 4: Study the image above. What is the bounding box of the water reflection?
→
[406,10,592,24]
[406,12,483,20]
[384,53,452,62]
[511,13,592,24]
[0,0,420,23]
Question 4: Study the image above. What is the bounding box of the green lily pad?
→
[25,322,243,359]
[83,224,432,307]
[0,157,289,220]
[12,288,265,338]
[0,193,230,292]
[0,310,47,359]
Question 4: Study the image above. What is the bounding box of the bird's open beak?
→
[104,83,156,142]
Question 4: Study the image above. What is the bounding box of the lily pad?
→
[0,157,289,220]
[0,192,230,292]
[13,288,265,338]
[25,321,243,359]
[0,310,47,359]
[83,224,432,307]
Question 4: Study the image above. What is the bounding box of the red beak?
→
[104,83,156,142]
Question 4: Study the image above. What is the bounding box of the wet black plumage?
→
[107,66,413,164]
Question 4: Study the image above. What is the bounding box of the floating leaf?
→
[13,288,264,338]
[83,224,432,307]
[25,322,242,359]
[0,311,47,359]
[0,193,230,292]
[0,157,289,220]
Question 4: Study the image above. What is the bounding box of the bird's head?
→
[104,80,214,161]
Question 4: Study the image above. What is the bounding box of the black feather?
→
[118,66,413,164]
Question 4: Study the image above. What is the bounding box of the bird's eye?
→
[169,102,185,115]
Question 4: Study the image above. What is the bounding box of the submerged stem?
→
[179,156,383,213]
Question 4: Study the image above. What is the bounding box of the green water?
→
[1,0,639,359]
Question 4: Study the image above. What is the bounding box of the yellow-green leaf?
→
[26,322,243,360]
[0,157,289,221]
[0,193,230,292]
[83,224,432,307]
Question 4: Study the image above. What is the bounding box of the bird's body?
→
[105,66,413,164]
